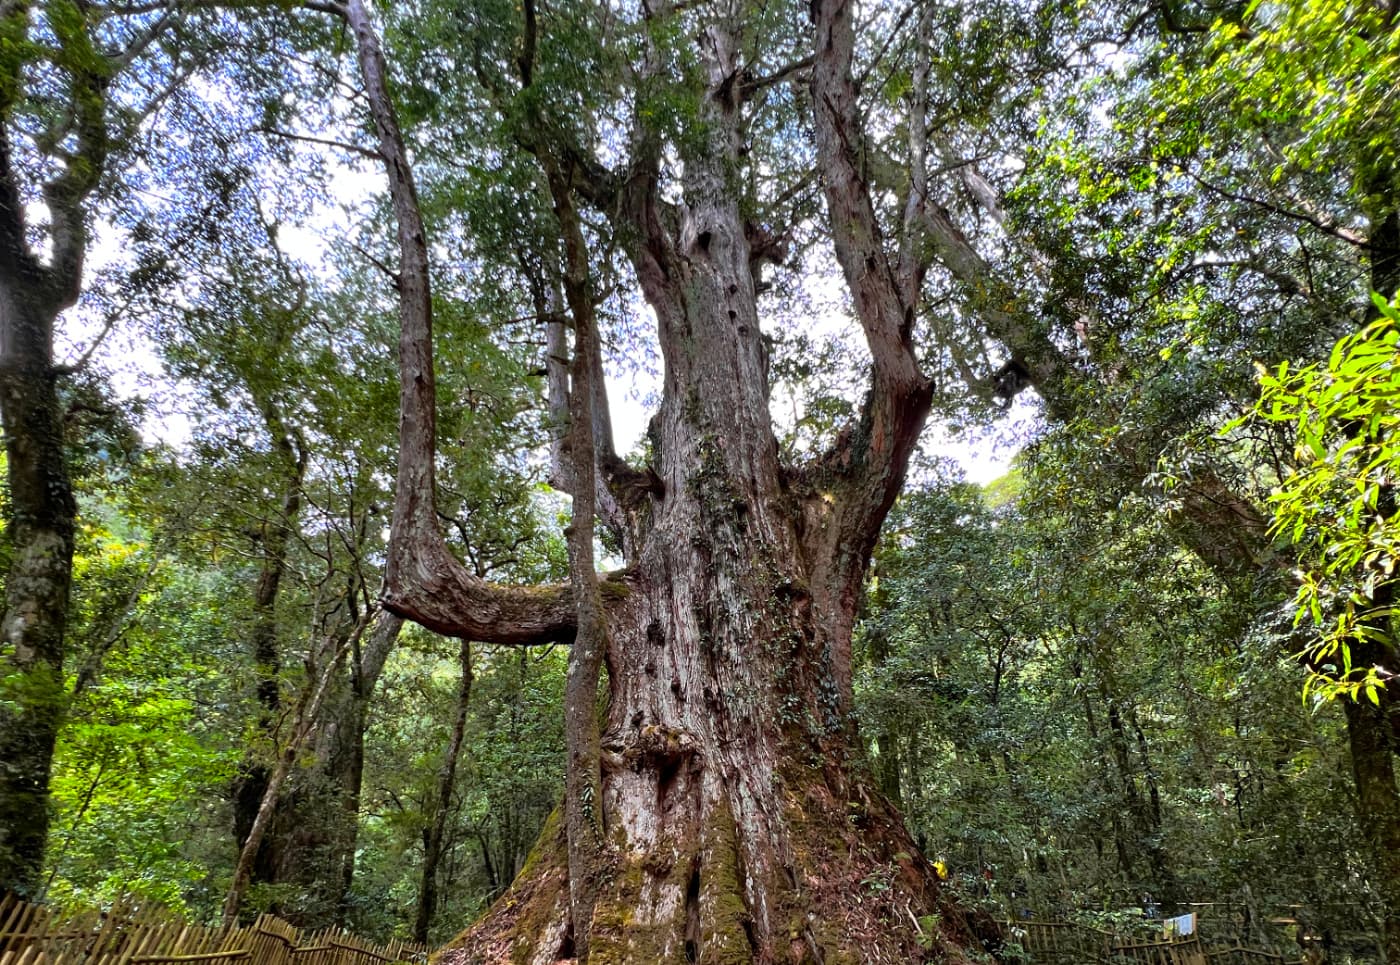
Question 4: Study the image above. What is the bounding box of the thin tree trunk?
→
[864,625,904,807]
[414,638,474,944]
[265,611,403,927]
[222,609,376,926]
[474,830,501,900]
[231,406,305,891]
[546,155,611,960]
[335,613,402,923]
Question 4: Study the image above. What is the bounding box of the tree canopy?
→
[1,0,1398,961]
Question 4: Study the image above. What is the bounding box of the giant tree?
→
[302,0,1006,958]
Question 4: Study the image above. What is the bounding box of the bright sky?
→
[56,153,1027,488]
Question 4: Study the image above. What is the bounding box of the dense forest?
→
[0,0,1397,961]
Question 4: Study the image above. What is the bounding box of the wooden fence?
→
[0,894,427,965]
[1004,919,1314,965]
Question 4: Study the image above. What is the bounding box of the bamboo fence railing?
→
[0,894,427,965]
[1003,919,1314,965]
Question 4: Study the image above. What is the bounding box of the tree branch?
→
[808,0,933,703]
[335,0,582,646]
[810,0,931,468]
[554,161,609,958]
[42,11,112,312]
[259,125,382,160]
[740,55,812,98]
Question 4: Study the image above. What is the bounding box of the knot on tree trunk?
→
[602,724,703,774]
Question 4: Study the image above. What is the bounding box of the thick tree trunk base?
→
[439,776,990,965]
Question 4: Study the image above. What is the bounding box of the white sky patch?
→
[61,136,1025,490]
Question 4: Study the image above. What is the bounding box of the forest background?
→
[0,0,1398,959]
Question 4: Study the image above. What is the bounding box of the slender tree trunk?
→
[1342,696,1400,962]
[474,831,501,900]
[414,638,473,944]
[268,612,402,927]
[549,159,611,960]
[230,404,305,893]
[864,626,904,807]
[0,298,75,897]
[334,613,402,923]
[1101,696,1174,907]
[222,609,375,926]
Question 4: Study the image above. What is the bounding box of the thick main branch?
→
[338,0,577,646]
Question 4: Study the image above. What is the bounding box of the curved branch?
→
[337,0,577,646]
[808,0,933,701]
[810,0,932,506]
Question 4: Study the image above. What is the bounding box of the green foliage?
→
[1242,294,1400,703]
[5,0,1397,946]
[349,641,565,942]
[47,555,244,913]
[858,466,1364,928]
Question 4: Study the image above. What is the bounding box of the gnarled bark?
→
[331,0,989,957]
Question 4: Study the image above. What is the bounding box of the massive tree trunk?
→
[328,0,985,957]
[448,285,965,957]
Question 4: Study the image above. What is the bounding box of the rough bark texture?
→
[0,298,75,897]
[445,6,975,961]
[0,1,105,889]
[340,0,987,957]
[446,382,975,959]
